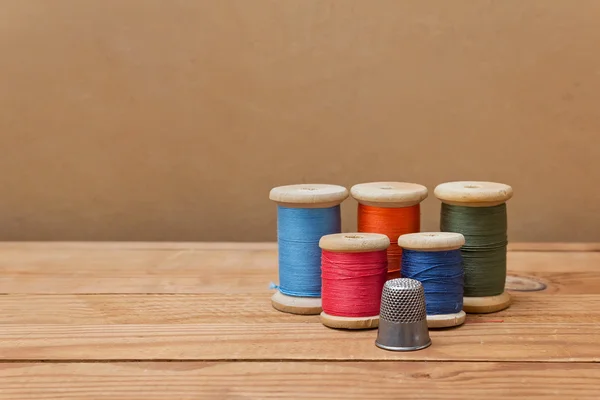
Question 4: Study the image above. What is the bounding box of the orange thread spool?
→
[351,182,428,280]
[358,204,419,278]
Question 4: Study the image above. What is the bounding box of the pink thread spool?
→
[318,233,390,330]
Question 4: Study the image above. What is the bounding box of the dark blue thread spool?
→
[398,232,466,328]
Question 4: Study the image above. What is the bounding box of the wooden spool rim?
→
[320,312,379,330]
[271,291,322,315]
[397,232,465,252]
[427,311,466,328]
[463,292,511,314]
[319,232,390,253]
[269,184,349,208]
[350,182,428,208]
[434,181,513,207]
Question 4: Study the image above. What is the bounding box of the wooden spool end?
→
[463,292,512,314]
[434,181,513,207]
[319,233,389,329]
[319,313,379,330]
[427,311,466,328]
[319,232,390,253]
[271,291,322,315]
[397,232,465,252]
[350,182,428,208]
[398,232,466,327]
[269,184,349,208]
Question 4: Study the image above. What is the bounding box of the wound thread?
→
[401,249,464,315]
[358,204,420,279]
[277,205,341,297]
[440,203,507,297]
[321,249,388,317]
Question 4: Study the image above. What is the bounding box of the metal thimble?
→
[375,278,432,351]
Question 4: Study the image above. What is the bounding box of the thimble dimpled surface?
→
[376,278,431,351]
[379,278,427,323]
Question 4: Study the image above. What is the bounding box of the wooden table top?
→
[0,242,598,399]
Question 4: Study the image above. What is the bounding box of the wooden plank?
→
[0,242,279,251]
[0,247,278,294]
[0,241,597,251]
[467,294,600,323]
[0,322,597,361]
[0,361,599,399]
[0,247,598,294]
[0,243,596,363]
[0,293,598,324]
[0,294,308,324]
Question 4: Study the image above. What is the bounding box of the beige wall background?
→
[1,0,599,242]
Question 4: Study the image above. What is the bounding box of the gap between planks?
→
[0,359,597,364]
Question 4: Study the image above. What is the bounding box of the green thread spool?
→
[434,181,513,314]
[441,204,506,296]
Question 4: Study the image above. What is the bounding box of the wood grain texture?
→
[0,247,277,294]
[0,323,597,361]
[0,242,280,251]
[0,242,598,398]
[0,294,598,324]
[0,244,598,294]
[1,361,599,400]
[0,241,590,251]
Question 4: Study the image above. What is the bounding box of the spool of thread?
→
[350,182,428,280]
[398,232,466,328]
[318,233,390,329]
[269,184,348,315]
[434,181,513,314]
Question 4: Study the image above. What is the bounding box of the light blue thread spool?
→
[269,184,348,315]
[277,206,341,296]
[398,232,467,328]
